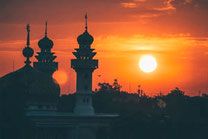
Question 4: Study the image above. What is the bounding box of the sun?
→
[139,55,157,73]
[53,70,67,84]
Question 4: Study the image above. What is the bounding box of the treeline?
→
[1,79,208,139]
[59,80,208,139]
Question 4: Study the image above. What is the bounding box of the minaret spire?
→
[45,21,48,37]
[26,24,30,47]
[23,24,34,65]
[85,13,88,31]
[34,22,58,75]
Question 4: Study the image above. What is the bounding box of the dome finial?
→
[77,14,94,45]
[45,21,48,37]
[85,13,88,31]
[38,22,54,50]
[23,24,34,65]
[26,24,30,47]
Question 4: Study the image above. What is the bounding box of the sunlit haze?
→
[53,70,68,85]
[139,55,157,73]
[0,0,208,96]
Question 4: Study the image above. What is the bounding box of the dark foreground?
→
[1,81,208,139]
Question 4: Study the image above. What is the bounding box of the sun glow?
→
[53,70,67,84]
[139,55,157,73]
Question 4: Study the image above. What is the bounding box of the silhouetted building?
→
[0,24,60,112]
[0,16,117,139]
[71,14,98,115]
[34,22,58,76]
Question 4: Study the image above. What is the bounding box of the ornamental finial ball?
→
[23,46,34,58]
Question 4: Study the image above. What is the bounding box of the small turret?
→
[34,22,58,75]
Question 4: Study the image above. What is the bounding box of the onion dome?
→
[77,13,94,45]
[23,46,34,58]
[77,30,94,45]
[38,22,54,50]
[38,36,54,50]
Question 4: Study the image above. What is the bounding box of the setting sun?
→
[53,70,68,84]
[139,55,157,73]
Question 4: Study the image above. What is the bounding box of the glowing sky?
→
[0,0,208,96]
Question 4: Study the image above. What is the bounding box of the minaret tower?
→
[71,14,98,115]
[23,24,34,66]
[34,22,58,75]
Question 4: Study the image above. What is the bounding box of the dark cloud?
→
[145,0,208,37]
[0,0,171,24]
[0,0,208,37]
[0,0,133,24]
[169,0,208,9]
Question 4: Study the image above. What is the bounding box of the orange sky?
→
[0,0,208,96]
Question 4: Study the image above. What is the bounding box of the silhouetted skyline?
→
[0,0,208,96]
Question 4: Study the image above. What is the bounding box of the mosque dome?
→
[38,36,54,50]
[0,23,60,106]
[77,30,94,45]
[0,65,60,103]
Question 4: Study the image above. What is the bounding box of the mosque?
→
[0,15,117,139]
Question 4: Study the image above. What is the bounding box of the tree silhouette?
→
[168,87,184,96]
[112,79,122,92]
[2,79,208,139]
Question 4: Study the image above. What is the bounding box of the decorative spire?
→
[77,13,94,46]
[34,22,57,75]
[26,24,30,47]
[45,21,48,37]
[23,24,34,65]
[85,13,88,31]
[38,22,54,50]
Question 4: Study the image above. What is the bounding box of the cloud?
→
[168,0,208,9]
[121,2,137,8]
[0,0,173,24]
[0,0,208,37]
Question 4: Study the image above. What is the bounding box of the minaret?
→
[23,24,34,66]
[71,14,98,115]
[33,22,58,75]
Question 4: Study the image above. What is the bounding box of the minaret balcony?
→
[71,59,98,69]
[34,62,58,72]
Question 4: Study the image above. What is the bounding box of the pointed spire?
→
[23,24,34,65]
[77,13,94,45]
[45,21,48,37]
[26,24,30,47]
[85,13,88,31]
